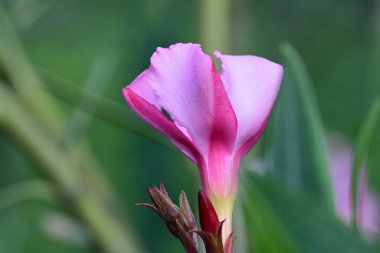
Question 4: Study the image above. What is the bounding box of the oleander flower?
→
[123,43,283,241]
[327,135,380,236]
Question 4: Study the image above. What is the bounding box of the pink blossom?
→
[327,136,380,236]
[123,43,283,240]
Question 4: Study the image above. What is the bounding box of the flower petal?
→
[215,51,283,158]
[327,136,380,235]
[123,70,200,163]
[149,43,237,159]
[126,70,160,109]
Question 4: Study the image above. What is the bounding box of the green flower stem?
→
[200,0,231,53]
[0,83,143,253]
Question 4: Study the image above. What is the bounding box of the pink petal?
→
[149,43,237,160]
[327,136,380,235]
[123,72,200,163]
[327,138,353,223]
[358,174,380,235]
[215,51,283,158]
[126,70,159,109]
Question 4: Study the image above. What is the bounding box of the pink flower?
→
[123,43,283,240]
[327,135,380,237]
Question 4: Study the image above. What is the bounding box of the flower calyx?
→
[197,190,235,253]
[138,183,235,253]
[137,182,198,253]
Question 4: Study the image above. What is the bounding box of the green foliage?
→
[367,116,380,196]
[242,172,376,253]
[244,42,378,252]
[241,179,300,253]
[0,202,94,253]
[267,43,333,209]
[351,98,380,231]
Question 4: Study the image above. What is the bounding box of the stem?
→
[200,0,231,53]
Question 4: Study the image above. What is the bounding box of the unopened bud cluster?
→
[139,182,234,253]
[138,182,197,253]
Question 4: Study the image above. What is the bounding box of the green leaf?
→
[241,182,300,253]
[350,98,380,232]
[367,117,380,197]
[39,68,174,151]
[242,171,376,253]
[0,180,57,212]
[266,43,333,209]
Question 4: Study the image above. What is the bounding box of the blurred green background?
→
[0,0,379,252]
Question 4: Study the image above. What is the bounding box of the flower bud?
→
[138,183,198,253]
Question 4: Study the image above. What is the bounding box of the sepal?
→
[223,232,235,253]
[138,184,235,253]
[198,190,235,253]
[138,182,198,253]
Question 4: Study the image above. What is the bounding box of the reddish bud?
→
[198,190,220,233]
[197,190,235,253]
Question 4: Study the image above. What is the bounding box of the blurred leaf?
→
[65,51,117,145]
[0,180,57,212]
[7,0,59,31]
[241,181,300,253]
[40,67,174,151]
[267,43,333,208]
[0,201,93,253]
[350,98,380,231]
[368,131,380,197]
[242,171,376,253]
[40,211,91,248]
